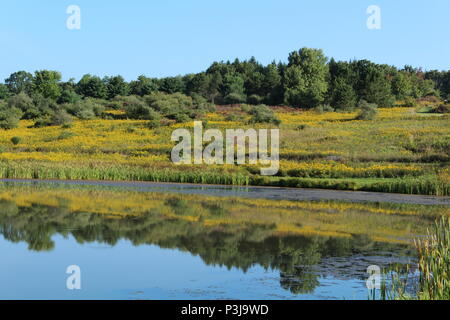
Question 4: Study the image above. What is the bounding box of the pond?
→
[0,179,448,300]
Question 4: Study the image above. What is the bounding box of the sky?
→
[0,0,449,81]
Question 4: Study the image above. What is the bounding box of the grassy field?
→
[0,106,448,195]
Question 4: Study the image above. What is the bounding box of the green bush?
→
[224,92,246,104]
[248,104,281,125]
[403,96,417,107]
[433,104,450,114]
[124,96,162,120]
[51,110,73,126]
[64,99,104,120]
[125,92,210,122]
[247,94,263,105]
[0,106,22,129]
[356,100,378,120]
[7,92,37,119]
[11,136,21,145]
[314,104,335,114]
[33,110,72,128]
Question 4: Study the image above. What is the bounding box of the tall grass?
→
[0,162,250,186]
[381,217,450,300]
[414,217,450,299]
[0,161,447,195]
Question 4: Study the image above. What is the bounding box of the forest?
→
[1,47,449,129]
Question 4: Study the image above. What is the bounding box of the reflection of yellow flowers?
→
[0,185,447,244]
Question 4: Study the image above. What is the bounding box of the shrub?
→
[247,94,263,105]
[224,92,246,104]
[32,117,52,128]
[124,97,162,121]
[29,93,57,119]
[7,92,36,119]
[248,104,281,125]
[403,96,417,107]
[172,112,190,123]
[51,110,73,126]
[0,106,22,129]
[225,113,245,121]
[240,104,252,113]
[191,93,215,116]
[65,99,104,120]
[33,110,72,128]
[61,123,73,129]
[11,136,21,145]
[58,89,81,104]
[314,104,335,114]
[145,92,192,115]
[146,120,162,129]
[356,100,378,120]
[432,104,450,114]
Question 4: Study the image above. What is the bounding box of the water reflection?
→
[2,181,444,297]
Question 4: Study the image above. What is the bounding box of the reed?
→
[0,161,448,195]
[380,217,450,300]
[414,217,450,299]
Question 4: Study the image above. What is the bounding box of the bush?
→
[191,93,215,114]
[248,104,281,125]
[64,99,104,120]
[172,112,190,123]
[403,96,417,107]
[145,92,193,116]
[225,112,245,121]
[356,100,378,120]
[314,104,335,114]
[11,136,21,145]
[7,92,36,119]
[33,110,72,127]
[124,96,162,120]
[58,89,81,104]
[247,94,263,105]
[433,104,450,114]
[224,92,246,104]
[51,110,73,126]
[0,106,22,129]
[146,120,162,129]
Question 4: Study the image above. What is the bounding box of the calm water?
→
[0,180,447,300]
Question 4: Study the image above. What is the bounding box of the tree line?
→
[1,47,449,129]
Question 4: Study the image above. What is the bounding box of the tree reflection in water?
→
[0,195,414,295]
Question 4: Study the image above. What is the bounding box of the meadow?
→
[0,105,449,195]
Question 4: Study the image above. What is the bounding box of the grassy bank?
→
[0,107,448,195]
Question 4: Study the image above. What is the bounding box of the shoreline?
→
[1,178,449,206]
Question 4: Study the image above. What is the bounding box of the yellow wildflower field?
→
[0,107,448,195]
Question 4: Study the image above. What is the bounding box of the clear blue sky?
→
[0,0,449,81]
